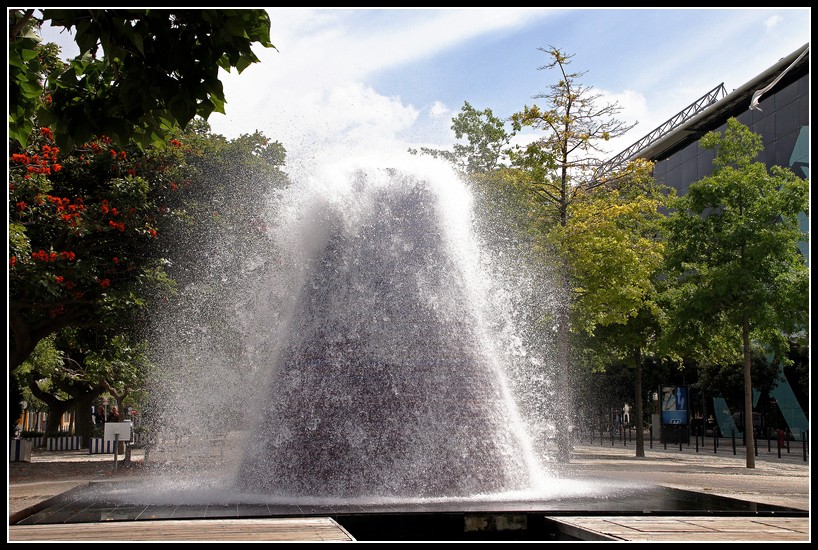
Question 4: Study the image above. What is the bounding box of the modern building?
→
[607,43,810,441]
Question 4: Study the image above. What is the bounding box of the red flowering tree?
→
[9,127,188,372]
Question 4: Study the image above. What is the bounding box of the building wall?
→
[652,72,809,195]
[652,71,809,262]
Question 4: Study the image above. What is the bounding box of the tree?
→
[508,46,637,461]
[662,118,809,468]
[9,8,274,370]
[9,129,185,372]
[409,101,514,175]
[9,9,274,150]
[549,159,670,457]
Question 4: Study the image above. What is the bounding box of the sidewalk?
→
[565,441,810,511]
[8,442,811,541]
[9,447,150,521]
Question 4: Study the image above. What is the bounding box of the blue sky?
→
[40,8,810,169]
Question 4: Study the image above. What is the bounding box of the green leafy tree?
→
[13,327,149,441]
[662,117,809,468]
[9,8,274,150]
[409,101,514,174]
[549,159,670,457]
[508,46,637,461]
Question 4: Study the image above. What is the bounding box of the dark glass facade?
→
[652,72,810,263]
[652,72,809,195]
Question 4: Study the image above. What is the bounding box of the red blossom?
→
[99,278,111,288]
[9,256,16,267]
[32,250,51,262]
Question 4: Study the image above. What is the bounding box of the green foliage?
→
[9,9,274,150]
[549,159,670,337]
[663,118,809,363]
[508,46,637,226]
[409,101,513,174]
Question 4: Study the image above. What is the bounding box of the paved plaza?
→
[8,439,810,542]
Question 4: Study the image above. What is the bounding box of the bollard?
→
[767,427,771,453]
[714,430,718,454]
[678,425,683,452]
[787,434,791,454]
[649,425,653,449]
[803,431,808,462]
[778,430,782,459]
[731,429,737,455]
[754,431,758,456]
[695,428,699,453]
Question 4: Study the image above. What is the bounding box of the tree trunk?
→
[634,347,645,458]
[73,395,97,447]
[28,379,74,436]
[742,313,756,469]
[554,270,573,463]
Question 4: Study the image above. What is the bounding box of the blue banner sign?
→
[661,386,689,425]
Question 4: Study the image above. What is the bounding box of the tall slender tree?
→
[663,118,809,468]
[509,46,637,461]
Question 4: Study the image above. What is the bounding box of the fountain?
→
[136,155,559,504]
[236,167,543,498]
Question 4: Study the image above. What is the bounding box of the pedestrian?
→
[109,406,121,423]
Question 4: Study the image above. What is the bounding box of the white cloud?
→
[209,9,553,167]
[764,15,783,28]
[429,101,450,119]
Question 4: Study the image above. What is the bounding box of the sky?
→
[40,8,811,173]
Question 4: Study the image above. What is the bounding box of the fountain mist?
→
[146,154,559,502]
